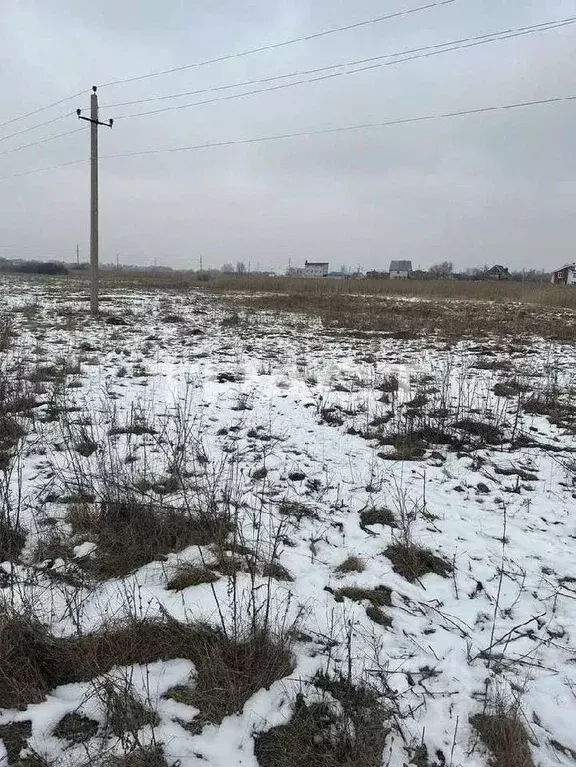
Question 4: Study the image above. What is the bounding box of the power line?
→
[105,15,576,111]
[0,112,75,145]
[100,95,576,160]
[0,91,86,131]
[98,0,457,88]
[0,2,452,144]
[111,18,576,122]
[0,157,88,181]
[1,93,573,183]
[0,127,87,158]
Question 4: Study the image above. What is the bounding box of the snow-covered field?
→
[0,276,575,767]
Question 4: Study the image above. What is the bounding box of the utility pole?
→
[77,87,113,316]
[199,255,203,272]
[116,253,119,271]
[76,244,80,267]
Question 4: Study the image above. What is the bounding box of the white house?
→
[551,264,576,285]
[389,260,412,279]
[304,261,329,278]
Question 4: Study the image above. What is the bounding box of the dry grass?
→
[255,673,389,767]
[103,682,160,737]
[67,498,231,578]
[229,288,576,341]
[0,517,26,562]
[335,556,365,573]
[333,586,392,608]
[0,721,32,762]
[360,507,397,529]
[94,271,576,308]
[262,561,294,581]
[279,499,318,521]
[53,713,98,744]
[165,630,293,727]
[384,544,452,582]
[104,745,170,767]
[470,713,535,767]
[0,612,293,725]
[166,565,219,590]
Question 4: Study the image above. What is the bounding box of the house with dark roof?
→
[551,264,576,286]
[486,264,510,280]
[389,260,412,279]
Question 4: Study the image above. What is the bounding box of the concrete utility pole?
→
[77,87,113,316]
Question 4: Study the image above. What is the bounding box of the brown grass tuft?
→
[256,674,389,767]
[262,561,294,581]
[470,713,535,767]
[385,544,452,582]
[0,721,32,762]
[167,565,219,590]
[53,713,98,743]
[335,556,365,573]
[0,613,293,723]
[333,585,392,608]
[360,507,397,529]
[68,497,231,578]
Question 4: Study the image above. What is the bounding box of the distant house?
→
[551,264,576,285]
[304,261,329,278]
[486,265,510,280]
[389,260,412,279]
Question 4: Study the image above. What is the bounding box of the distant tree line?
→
[0,258,68,275]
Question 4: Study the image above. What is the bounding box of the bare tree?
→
[222,263,234,274]
[236,261,247,274]
[429,261,453,279]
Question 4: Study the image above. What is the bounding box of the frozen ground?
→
[0,276,575,766]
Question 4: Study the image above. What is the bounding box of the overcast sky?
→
[1,0,575,271]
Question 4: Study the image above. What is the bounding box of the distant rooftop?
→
[389,260,412,271]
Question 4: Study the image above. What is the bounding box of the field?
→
[0,274,575,766]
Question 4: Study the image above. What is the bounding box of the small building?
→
[551,264,576,285]
[304,261,329,278]
[486,264,510,280]
[389,260,412,279]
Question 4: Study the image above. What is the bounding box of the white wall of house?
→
[553,268,576,285]
[390,270,409,280]
[304,263,329,278]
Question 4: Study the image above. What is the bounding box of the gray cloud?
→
[1,0,575,271]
